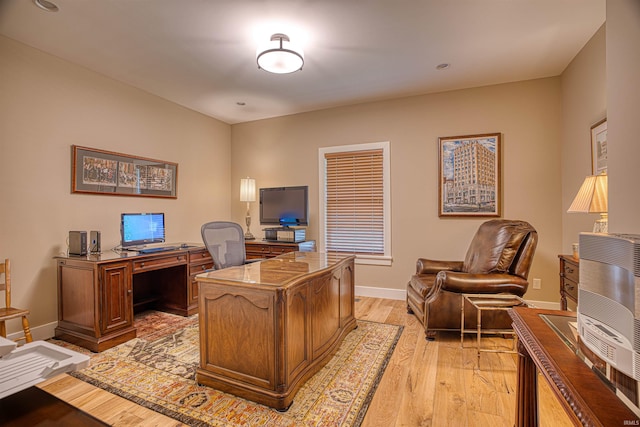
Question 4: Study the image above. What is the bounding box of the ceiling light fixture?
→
[34,0,59,12]
[257,33,304,74]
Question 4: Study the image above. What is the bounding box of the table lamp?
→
[240,177,256,240]
[567,173,608,233]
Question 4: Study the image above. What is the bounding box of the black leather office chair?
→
[201,221,253,269]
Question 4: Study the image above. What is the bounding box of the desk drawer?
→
[246,243,297,259]
[246,244,272,257]
[190,261,213,275]
[562,278,578,301]
[133,254,187,273]
[563,262,579,283]
[189,249,212,263]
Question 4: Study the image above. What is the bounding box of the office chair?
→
[0,259,33,344]
[201,221,253,270]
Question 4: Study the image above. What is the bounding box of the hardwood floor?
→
[38,296,574,426]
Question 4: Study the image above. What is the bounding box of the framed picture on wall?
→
[591,118,607,175]
[438,133,501,217]
[72,145,178,198]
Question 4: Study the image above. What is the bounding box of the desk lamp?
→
[240,177,256,240]
[567,173,608,233]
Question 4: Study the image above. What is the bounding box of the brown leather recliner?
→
[407,219,538,340]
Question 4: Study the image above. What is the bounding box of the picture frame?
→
[72,145,178,198]
[591,118,607,175]
[438,133,501,217]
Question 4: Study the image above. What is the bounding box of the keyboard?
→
[138,246,178,254]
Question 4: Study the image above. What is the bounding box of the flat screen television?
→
[120,212,165,248]
[259,186,309,226]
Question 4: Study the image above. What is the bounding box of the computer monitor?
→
[120,213,165,249]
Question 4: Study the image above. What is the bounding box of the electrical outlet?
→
[533,278,542,289]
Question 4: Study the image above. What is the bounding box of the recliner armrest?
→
[436,271,528,296]
[416,258,464,274]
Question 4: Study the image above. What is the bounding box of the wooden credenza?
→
[245,240,316,260]
[55,246,212,352]
[195,252,355,410]
[558,254,579,310]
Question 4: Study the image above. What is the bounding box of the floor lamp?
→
[240,177,256,240]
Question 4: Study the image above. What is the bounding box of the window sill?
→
[354,255,392,266]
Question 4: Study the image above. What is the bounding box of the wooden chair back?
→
[0,259,33,343]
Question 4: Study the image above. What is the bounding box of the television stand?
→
[263,226,306,242]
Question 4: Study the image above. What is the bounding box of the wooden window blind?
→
[324,149,384,255]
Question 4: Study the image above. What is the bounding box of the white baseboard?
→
[525,299,561,310]
[6,321,57,342]
[355,285,406,301]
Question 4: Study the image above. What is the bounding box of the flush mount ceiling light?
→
[256,33,304,74]
[34,0,59,12]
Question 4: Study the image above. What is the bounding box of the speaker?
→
[69,231,87,256]
[90,230,101,254]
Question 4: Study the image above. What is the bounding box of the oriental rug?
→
[52,311,402,427]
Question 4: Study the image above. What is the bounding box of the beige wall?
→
[231,78,564,302]
[560,25,607,250]
[0,36,232,335]
[607,0,640,234]
[3,5,629,336]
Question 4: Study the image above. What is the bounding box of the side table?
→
[461,294,529,360]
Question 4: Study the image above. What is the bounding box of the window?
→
[318,142,391,265]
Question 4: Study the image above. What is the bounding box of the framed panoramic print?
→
[438,133,501,217]
[591,118,607,175]
[72,145,178,198]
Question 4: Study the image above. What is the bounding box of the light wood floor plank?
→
[36,296,573,426]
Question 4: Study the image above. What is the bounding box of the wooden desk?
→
[0,386,108,426]
[509,307,639,426]
[55,245,212,352]
[195,252,355,410]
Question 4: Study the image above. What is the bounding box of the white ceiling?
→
[0,0,605,124]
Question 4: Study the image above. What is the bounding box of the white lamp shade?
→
[240,178,256,202]
[567,174,608,213]
[257,34,304,74]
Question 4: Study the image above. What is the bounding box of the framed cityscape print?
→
[72,145,178,198]
[438,133,501,217]
[591,118,607,175]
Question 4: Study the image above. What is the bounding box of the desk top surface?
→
[55,243,205,263]
[196,252,354,287]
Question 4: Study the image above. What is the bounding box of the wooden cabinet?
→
[196,252,355,410]
[57,258,136,352]
[558,254,579,311]
[55,246,209,352]
[245,240,316,260]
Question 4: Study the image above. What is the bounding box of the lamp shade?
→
[240,177,256,202]
[567,174,608,213]
[257,33,304,74]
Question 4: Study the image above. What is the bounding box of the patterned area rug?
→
[51,311,402,427]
